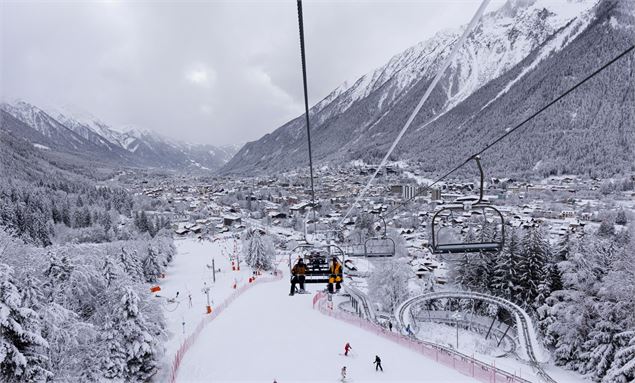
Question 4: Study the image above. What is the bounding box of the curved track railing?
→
[396,291,555,383]
[313,292,531,383]
[341,282,376,322]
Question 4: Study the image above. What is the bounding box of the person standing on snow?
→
[374,355,383,371]
[388,321,393,332]
[344,342,352,356]
[340,366,347,382]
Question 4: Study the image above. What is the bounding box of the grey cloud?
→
[1,0,495,146]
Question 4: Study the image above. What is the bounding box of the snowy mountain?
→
[0,101,239,171]
[222,0,634,177]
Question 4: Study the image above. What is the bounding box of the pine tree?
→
[102,288,159,381]
[102,257,118,288]
[242,228,274,271]
[580,317,621,381]
[519,226,550,307]
[0,264,52,382]
[119,248,142,280]
[603,330,635,383]
[615,210,627,226]
[43,251,74,302]
[491,228,523,302]
[142,248,162,283]
[598,219,616,237]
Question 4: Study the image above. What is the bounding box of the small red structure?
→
[150,286,161,293]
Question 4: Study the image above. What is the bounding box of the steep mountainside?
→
[222,0,634,178]
[0,101,238,171]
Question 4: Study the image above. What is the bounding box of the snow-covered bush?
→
[368,258,412,313]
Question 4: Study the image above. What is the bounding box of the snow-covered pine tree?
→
[519,226,550,307]
[102,256,118,288]
[242,228,274,271]
[579,315,622,381]
[142,247,162,283]
[615,209,627,226]
[0,264,52,382]
[491,228,523,302]
[43,251,74,303]
[102,287,160,381]
[603,330,635,383]
[598,218,616,237]
[119,247,142,281]
[20,275,43,311]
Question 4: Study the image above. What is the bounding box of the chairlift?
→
[430,156,505,254]
[363,215,396,257]
[288,243,345,284]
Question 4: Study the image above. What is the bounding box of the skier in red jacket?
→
[344,342,352,356]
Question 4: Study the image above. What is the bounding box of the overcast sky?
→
[1,0,502,146]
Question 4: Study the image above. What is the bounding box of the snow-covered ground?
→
[157,235,257,372]
[174,266,479,382]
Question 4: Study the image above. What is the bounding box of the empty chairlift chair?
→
[363,215,396,257]
[430,156,505,255]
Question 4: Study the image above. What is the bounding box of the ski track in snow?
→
[159,236,255,371]
[174,261,477,382]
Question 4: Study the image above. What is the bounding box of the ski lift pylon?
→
[430,156,505,254]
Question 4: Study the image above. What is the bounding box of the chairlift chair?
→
[288,244,345,284]
[364,214,396,257]
[430,156,505,255]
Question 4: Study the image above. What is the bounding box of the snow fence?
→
[168,270,283,383]
[313,291,532,383]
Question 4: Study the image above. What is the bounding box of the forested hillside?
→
[0,126,175,381]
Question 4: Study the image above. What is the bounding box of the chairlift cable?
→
[371,44,635,227]
[340,0,492,225]
[297,0,317,221]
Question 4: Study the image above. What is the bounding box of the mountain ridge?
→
[221,0,633,178]
[0,100,238,172]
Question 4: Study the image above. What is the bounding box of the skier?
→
[289,257,307,296]
[374,355,383,372]
[327,257,342,293]
[344,342,352,356]
[388,320,393,332]
[340,366,347,382]
[405,323,414,336]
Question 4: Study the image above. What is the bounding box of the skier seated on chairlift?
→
[327,257,342,294]
[289,257,307,296]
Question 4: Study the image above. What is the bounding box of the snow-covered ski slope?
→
[175,269,477,382]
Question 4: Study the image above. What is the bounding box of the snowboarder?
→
[374,355,383,371]
[340,366,347,382]
[388,320,393,332]
[289,258,307,296]
[327,257,342,293]
[344,342,352,356]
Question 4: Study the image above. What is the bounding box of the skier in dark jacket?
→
[289,258,307,296]
[374,355,383,371]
